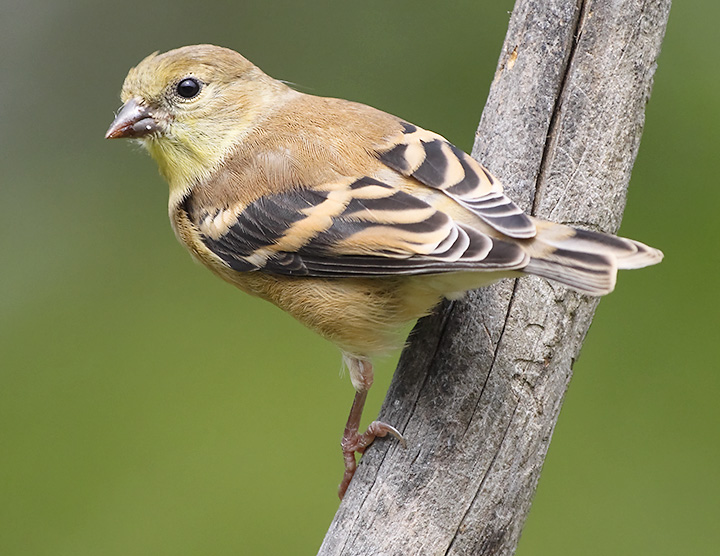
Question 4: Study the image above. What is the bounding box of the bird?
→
[106,44,663,498]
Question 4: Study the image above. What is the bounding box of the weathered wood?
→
[318,1,671,554]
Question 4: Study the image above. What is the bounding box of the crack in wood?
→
[531,0,588,217]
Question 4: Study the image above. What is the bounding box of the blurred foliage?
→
[0,1,717,555]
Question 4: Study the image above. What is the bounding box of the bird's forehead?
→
[119,45,254,102]
[120,54,207,102]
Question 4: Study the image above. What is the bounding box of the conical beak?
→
[105,98,162,139]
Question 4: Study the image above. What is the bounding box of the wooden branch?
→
[318,1,670,554]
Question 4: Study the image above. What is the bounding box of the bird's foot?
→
[338,420,405,499]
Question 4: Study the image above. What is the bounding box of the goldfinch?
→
[106,44,663,498]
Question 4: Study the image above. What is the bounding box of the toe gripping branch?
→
[338,389,406,499]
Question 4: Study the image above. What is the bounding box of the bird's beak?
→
[105,98,163,139]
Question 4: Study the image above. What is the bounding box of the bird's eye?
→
[176,77,202,99]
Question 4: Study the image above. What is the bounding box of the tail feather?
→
[524,225,663,296]
[545,228,664,270]
[524,249,617,295]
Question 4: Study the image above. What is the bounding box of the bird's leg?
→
[338,356,405,499]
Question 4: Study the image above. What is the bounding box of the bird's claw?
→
[338,420,405,499]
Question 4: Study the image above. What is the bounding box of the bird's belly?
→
[222,272,444,357]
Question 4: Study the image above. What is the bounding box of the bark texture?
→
[318,0,671,554]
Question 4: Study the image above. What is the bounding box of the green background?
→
[1,1,717,554]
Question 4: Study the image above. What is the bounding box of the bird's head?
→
[106,44,293,193]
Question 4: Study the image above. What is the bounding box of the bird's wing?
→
[187,176,529,277]
[377,122,536,239]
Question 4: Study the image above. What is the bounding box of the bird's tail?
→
[523,221,663,296]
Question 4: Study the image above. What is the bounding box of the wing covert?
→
[378,122,536,239]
